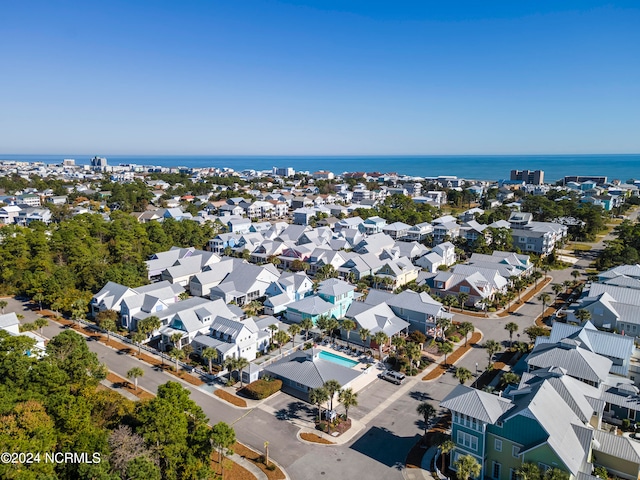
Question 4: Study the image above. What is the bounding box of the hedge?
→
[241,378,283,400]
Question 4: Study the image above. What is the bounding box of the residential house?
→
[91,280,185,319]
[263,272,314,315]
[404,222,434,242]
[361,216,387,235]
[382,221,411,240]
[208,262,280,305]
[0,312,46,357]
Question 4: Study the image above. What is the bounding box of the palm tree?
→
[323,379,342,412]
[358,328,370,349]
[341,319,356,348]
[338,388,358,420]
[436,317,452,340]
[457,292,469,312]
[563,280,571,293]
[127,367,144,391]
[575,308,592,323]
[416,401,436,436]
[170,332,183,351]
[499,371,521,388]
[268,323,279,347]
[34,317,48,336]
[131,331,146,356]
[309,387,329,421]
[0,300,7,314]
[202,347,218,374]
[170,347,186,372]
[531,270,543,287]
[571,269,581,281]
[538,292,551,319]
[372,331,389,360]
[235,357,249,387]
[442,295,457,312]
[484,339,501,369]
[274,329,290,354]
[551,283,563,299]
[288,323,301,347]
[33,292,44,311]
[300,318,314,342]
[454,454,481,480]
[405,342,421,369]
[459,322,474,347]
[440,439,455,472]
[454,367,473,384]
[517,462,542,480]
[224,357,238,383]
[439,341,454,365]
[391,335,406,355]
[504,322,519,348]
[326,318,339,341]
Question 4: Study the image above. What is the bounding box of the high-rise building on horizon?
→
[510,169,544,185]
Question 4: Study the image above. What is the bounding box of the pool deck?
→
[313,343,382,395]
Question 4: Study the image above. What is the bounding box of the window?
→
[538,463,550,474]
[492,462,501,480]
[496,420,503,428]
[457,431,478,451]
[630,409,636,421]
[510,469,518,480]
[495,439,502,452]
[460,286,470,293]
[512,445,520,458]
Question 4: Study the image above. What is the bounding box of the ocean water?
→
[1,153,640,183]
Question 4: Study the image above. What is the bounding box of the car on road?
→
[379,370,406,385]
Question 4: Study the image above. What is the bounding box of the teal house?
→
[285,278,356,324]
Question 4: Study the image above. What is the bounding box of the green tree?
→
[440,439,455,472]
[170,347,185,372]
[338,388,358,420]
[457,292,469,311]
[202,347,218,374]
[454,367,473,385]
[235,357,249,387]
[358,327,370,347]
[505,322,519,348]
[127,367,144,391]
[499,371,521,389]
[300,318,314,342]
[32,317,48,336]
[459,322,474,347]
[96,309,118,342]
[516,462,542,480]
[484,339,501,369]
[439,341,454,365]
[0,300,7,314]
[309,387,329,421]
[131,331,146,356]
[372,331,389,360]
[454,454,481,480]
[416,401,436,436]
[538,291,551,319]
[211,422,236,471]
[288,323,302,347]
[323,379,342,412]
[341,318,356,348]
[524,325,550,344]
[268,323,279,346]
[575,308,592,323]
[552,283,564,299]
[274,329,290,355]
[170,332,183,350]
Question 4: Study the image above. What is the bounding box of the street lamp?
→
[475,362,478,377]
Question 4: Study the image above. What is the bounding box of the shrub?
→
[622,418,631,431]
[409,331,426,344]
[304,342,313,350]
[241,378,283,400]
[449,335,461,343]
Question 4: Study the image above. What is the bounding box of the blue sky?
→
[1,0,639,155]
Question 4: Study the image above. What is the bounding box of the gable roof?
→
[441,384,513,424]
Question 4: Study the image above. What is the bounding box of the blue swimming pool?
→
[318,350,359,368]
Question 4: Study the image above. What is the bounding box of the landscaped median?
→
[299,432,335,445]
[105,371,155,401]
[214,389,248,408]
[422,332,483,381]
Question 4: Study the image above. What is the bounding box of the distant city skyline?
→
[1,1,639,155]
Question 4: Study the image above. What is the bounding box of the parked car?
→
[380,370,405,385]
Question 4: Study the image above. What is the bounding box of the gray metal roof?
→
[263,350,362,389]
[587,282,640,307]
[346,302,409,337]
[527,343,612,384]
[440,384,513,424]
[547,321,634,361]
[593,429,640,464]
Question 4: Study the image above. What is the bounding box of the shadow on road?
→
[350,426,420,468]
